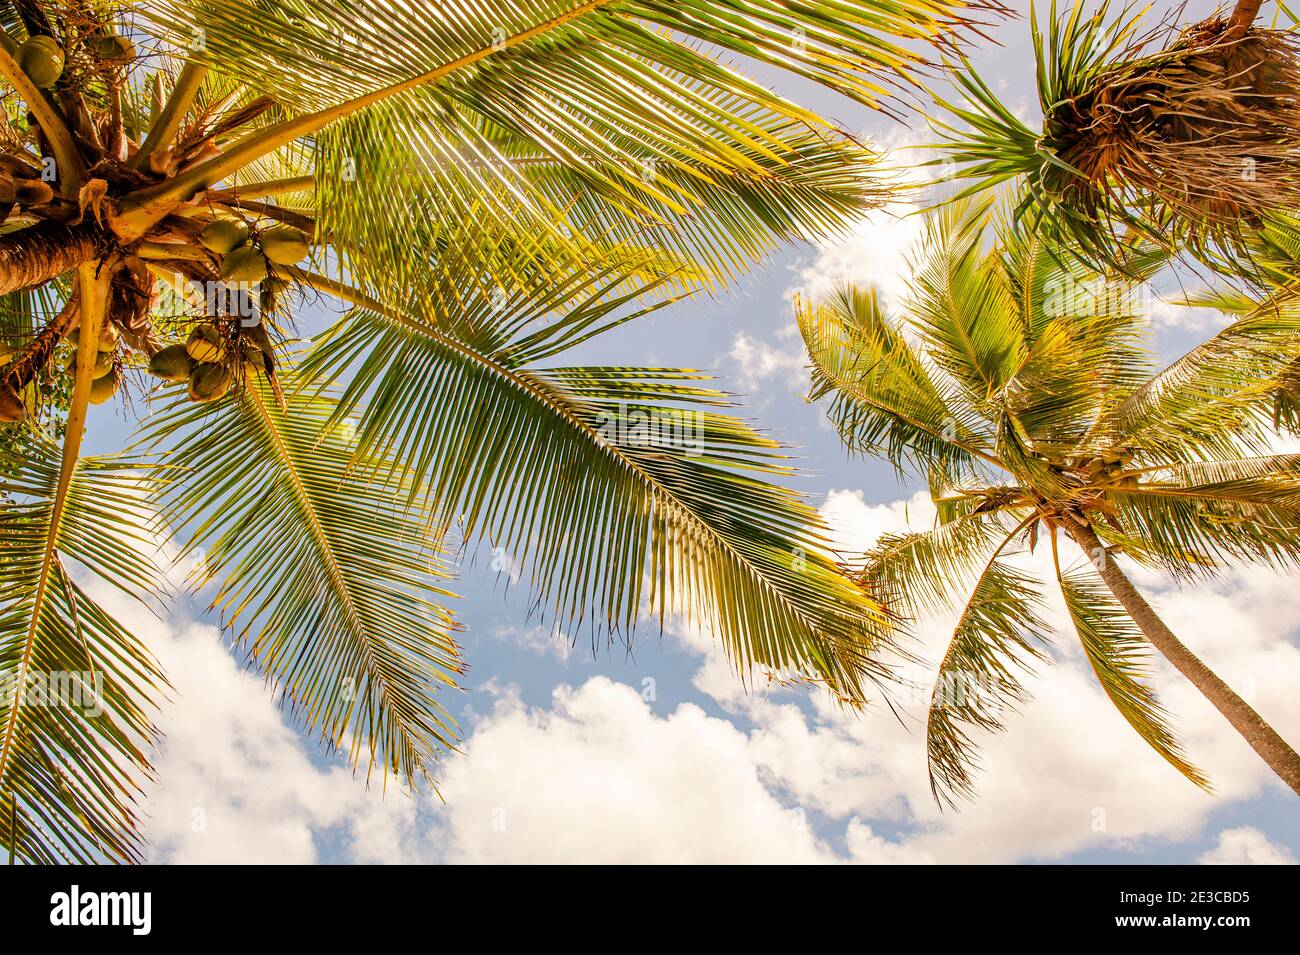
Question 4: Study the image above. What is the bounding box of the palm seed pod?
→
[65,349,116,379]
[186,323,226,363]
[18,36,64,89]
[199,218,251,254]
[188,362,233,403]
[96,34,135,63]
[259,225,310,265]
[148,343,194,381]
[220,242,268,283]
[88,366,120,405]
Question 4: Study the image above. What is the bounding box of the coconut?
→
[97,34,135,63]
[259,225,310,265]
[88,367,120,405]
[186,324,226,364]
[220,242,268,283]
[148,343,194,381]
[199,218,251,255]
[18,36,64,89]
[98,320,120,352]
[0,382,24,423]
[65,349,116,379]
[188,362,233,403]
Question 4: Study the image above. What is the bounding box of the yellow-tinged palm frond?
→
[797,283,998,487]
[926,528,1049,807]
[0,437,166,864]
[139,372,465,783]
[118,0,1002,302]
[1055,563,1208,790]
[298,274,892,703]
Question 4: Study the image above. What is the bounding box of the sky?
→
[73,0,1300,864]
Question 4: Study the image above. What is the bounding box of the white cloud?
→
[793,133,930,307]
[74,482,1300,866]
[726,331,808,392]
[1199,827,1296,865]
[431,679,833,863]
[493,623,574,661]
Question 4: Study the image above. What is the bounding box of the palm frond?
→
[1055,563,1209,789]
[300,280,891,702]
[0,437,165,864]
[797,281,998,485]
[926,528,1048,807]
[139,372,464,783]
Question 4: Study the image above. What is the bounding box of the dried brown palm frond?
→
[1048,16,1300,251]
[933,1,1300,270]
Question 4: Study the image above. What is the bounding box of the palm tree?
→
[930,0,1300,270]
[796,195,1300,806]
[0,0,997,863]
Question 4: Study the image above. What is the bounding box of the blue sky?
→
[75,0,1300,863]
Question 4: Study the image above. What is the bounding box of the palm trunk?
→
[1226,0,1264,39]
[1069,523,1300,796]
[0,220,101,295]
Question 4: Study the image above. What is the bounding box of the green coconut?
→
[97,320,120,352]
[96,34,135,63]
[186,324,226,364]
[199,218,251,255]
[148,343,194,382]
[65,349,116,379]
[88,367,120,405]
[220,242,268,283]
[188,362,233,403]
[0,382,25,423]
[259,225,310,266]
[18,36,64,89]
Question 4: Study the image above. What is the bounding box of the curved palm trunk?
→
[1070,524,1300,796]
[1227,0,1264,39]
[0,220,101,295]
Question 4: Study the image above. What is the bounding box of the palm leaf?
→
[1055,563,1209,789]
[139,372,464,782]
[926,526,1048,807]
[0,436,165,864]
[299,276,890,701]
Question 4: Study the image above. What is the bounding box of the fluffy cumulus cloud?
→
[430,679,831,863]
[1199,828,1296,865]
[86,482,1300,864]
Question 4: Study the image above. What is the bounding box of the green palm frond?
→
[1055,563,1208,790]
[926,526,1049,807]
[857,504,1016,615]
[300,275,890,701]
[130,0,994,300]
[908,195,1027,406]
[797,282,998,485]
[1107,463,1300,576]
[1096,301,1300,461]
[0,438,165,864]
[139,373,464,782]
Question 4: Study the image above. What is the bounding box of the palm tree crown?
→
[797,196,1300,805]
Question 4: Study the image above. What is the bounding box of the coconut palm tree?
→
[929,0,1300,271]
[0,0,999,863]
[796,195,1300,806]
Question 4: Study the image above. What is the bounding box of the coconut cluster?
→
[200,219,310,283]
[14,29,134,90]
[147,321,270,403]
